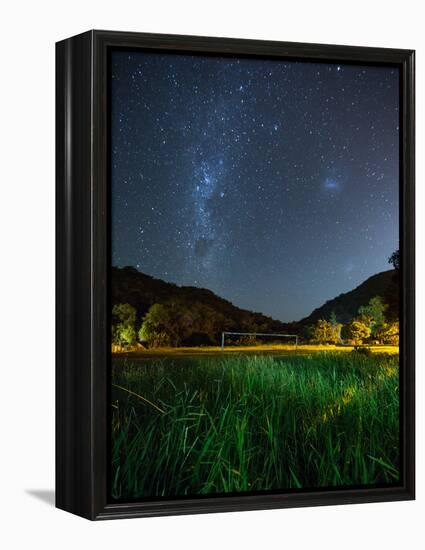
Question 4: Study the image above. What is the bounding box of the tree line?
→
[305,296,398,346]
[112,294,398,349]
[112,300,232,349]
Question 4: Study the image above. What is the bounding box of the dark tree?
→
[388,249,400,270]
[385,250,400,322]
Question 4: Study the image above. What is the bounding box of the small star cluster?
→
[111,51,399,321]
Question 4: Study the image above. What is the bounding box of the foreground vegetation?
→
[111,351,399,499]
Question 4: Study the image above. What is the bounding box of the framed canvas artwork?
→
[56,30,415,519]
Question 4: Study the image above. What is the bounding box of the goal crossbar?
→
[221,331,298,352]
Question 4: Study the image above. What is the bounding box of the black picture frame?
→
[56,30,415,520]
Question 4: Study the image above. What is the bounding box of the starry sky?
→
[111,50,399,322]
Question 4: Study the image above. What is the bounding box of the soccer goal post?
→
[221,331,298,352]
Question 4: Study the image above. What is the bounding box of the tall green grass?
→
[111,352,399,499]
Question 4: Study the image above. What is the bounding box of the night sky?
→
[111,51,399,322]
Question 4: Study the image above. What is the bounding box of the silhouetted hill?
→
[298,269,398,326]
[112,266,399,340]
[111,266,290,334]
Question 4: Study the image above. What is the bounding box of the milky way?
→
[111,51,399,322]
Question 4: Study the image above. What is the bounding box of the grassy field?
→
[111,351,399,499]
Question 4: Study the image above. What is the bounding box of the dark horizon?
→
[111,51,399,322]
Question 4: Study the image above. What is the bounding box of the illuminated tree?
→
[376,322,399,345]
[341,319,371,345]
[139,303,178,347]
[329,311,342,343]
[112,303,137,347]
[358,296,387,338]
[310,316,342,344]
[118,325,137,346]
[311,319,332,344]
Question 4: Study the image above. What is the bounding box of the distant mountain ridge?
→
[112,266,398,334]
[299,269,398,325]
[111,266,290,333]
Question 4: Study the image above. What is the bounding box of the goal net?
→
[221,331,298,352]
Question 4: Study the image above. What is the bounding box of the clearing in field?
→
[113,343,399,359]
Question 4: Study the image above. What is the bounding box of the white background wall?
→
[0,1,422,548]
